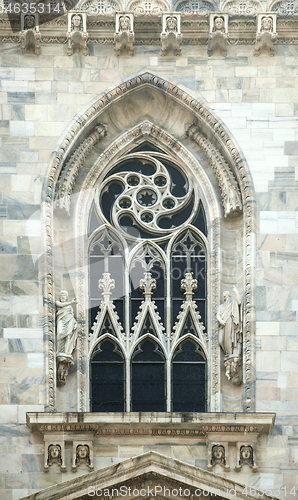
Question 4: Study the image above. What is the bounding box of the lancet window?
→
[88,146,208,412]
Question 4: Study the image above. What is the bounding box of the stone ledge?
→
[27,411,275,436]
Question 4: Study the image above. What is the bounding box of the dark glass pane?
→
[154,299,165,325]
[100,181,124,224]
[172,340,206,412]
[158,193,194,230]
[191,257,206,299]
[192,201,207,236]
[171,258,187,297]
[114,299,124,326]
[173,340,205,361]
[131,363,165,412]
[90,302,99,327]
[88,202,102,236]
[91,340,125,412]
[131,299,142,325]
[172,299,183,328]
[131,340,165,412]
[163,161,187,197]
[150,264,164,297]
[105,159,156,179]
[130,262,145,298]
[132,339,165,361]
[172,363,206,412]
[131,142,165,154]
[196,300,206,328]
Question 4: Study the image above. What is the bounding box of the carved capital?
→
[67,12,88,56]
[114,13,134,55]
[160,13,183,56]
[254,13,277,56]
[56,354,74,387]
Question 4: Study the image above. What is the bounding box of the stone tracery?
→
[45,73,255,414]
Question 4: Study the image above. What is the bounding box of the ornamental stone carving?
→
[55,124,107,215]
[187,124,242,218]
[222,0,263,15]
[67,12,88,56]
[235,443,258,472]
[72,442,94,471]
[208,13,229,57]
[44,442,66,472]
[20,13,41,55]
[254,13,277,56]
[128,0,170,15]
[56,290,77,386]
[271,0,298,14]
[114,13,134,55]
[160,13,182,56]
[217,286,242,385]
[207,443,230,472]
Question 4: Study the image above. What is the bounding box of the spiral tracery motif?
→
[98,152,196,237]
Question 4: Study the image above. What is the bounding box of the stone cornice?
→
[27,411,276,436]
[0,14,298,44]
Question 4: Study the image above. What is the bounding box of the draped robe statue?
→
[217,286,242,384]
[56,290,77,356]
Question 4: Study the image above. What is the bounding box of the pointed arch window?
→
[131,339,166,412]
[172,339,207,412]
[88,145,208,412]
[90,339,125,412]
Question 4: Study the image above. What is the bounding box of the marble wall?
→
[0,41,298,499]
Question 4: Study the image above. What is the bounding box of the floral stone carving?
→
[67,12,88,56]
[160,13,183,56]
[208,14,229,57]
[254,13,277,56]
[217,286,242,385]
[20,13,41,55]
[114,13,135,56]
[56,290,77,387]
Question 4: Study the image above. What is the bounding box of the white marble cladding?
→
[0,35,297,500]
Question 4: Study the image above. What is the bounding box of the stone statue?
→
[217,286,242,356]
[56,290,77,386]
[217,286,242,384]
[56,290,77,356]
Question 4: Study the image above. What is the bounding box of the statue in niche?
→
[67,12,88,56]
[56,290,77,386]
[217,286,242,385]
[114,13,134,56]
[56,290,77,355]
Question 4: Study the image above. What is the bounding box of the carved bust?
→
[119,15,131,31]
[213,16,225,32]
[166,16,178,32]
[24,14,35,30]
[260,16,273,32]
[72,13,82,31]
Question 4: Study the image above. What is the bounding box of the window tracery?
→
[88,147,208,412]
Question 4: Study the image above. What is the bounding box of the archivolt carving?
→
[55,124,107,215]
[187,124,242,218]
[45,73,255,412]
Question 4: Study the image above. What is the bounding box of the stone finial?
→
[67,12,88,56]
[208,14,229,57]
[98,273,115,301]
[181,272,197,300]
[139,272,156,299]
[254,13,277,56]
[114,13,134,56]
[20,13,41,55]
[160,13,182,56]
